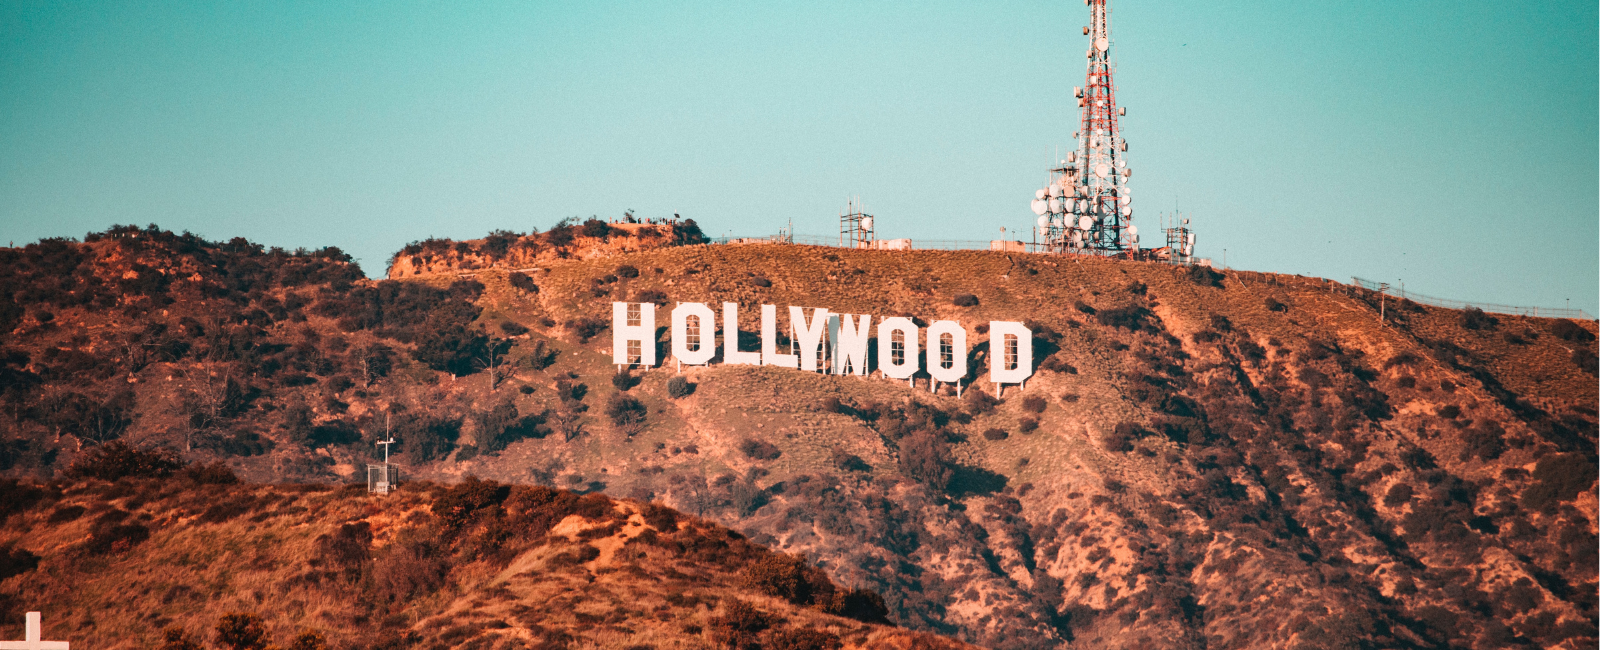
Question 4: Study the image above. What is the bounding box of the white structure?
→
[367,434,400,495]
[611,301,657,368]
[989,321,1034,395]
[0,612,68,650]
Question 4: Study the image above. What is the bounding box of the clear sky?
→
[2,1,1596,313]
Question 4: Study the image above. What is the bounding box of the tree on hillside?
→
[412,315,488,376]
[474,337,513,391]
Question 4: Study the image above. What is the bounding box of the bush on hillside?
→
[1574,349,1597,375]
[1096,305,1152,331]
[982,428,1009,441]
[566,317,607,343]
[1018,417,1039,434]
[673,219,709,245]
[751,277,772,288]
[740,438,782,461]
[65,441,184,481]
[667,376,694,398]
[1382,483,1413,507]
[1550,319,1595,342]
[0,544,40,581]
[1187,265,1224,287]
[1523,453,1598,513]
[634,289,669,306]
[1460,422,1506,461]
[611,369,639,391]
[897,429,953,491]
[963,388,999,415]
[499,320,529,336]
[399,417,461,463]
[1021,395,1047,413]
[708,600,772,649]
[740,552,834,606]
[581,218,611,239]
[214,612,269,650]
[508,271,538,293]
[953,294,979,307]
[1265,297,1288,312]
[615,264,639,278]
[605,393,647,434]
[765,628,843,650]
[1461,307,1499,331]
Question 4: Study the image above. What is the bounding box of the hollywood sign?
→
[611,302,1034,392]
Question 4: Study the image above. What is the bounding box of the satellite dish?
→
[1119,196,1131,206]
[1078,215,1093,230]
[1182,218,1190,225]
[1077,199,1088,212]
[1048,198,1061,213]
[1037,215,1050,229]
[1095,37,1109,52]
[1122,207,1133,217]
[1053,215,1065,228]
[1123,167,1133,179]
[1031,200,1047,216]
[861,217,873,231]
[1128,225,1139,236]
[1187,233,1196,244]
[1094,164,1110,178]
[1116,159,1126,168]
[1035,189,1047,200]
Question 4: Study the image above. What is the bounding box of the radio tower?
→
[1030,0,1137,255]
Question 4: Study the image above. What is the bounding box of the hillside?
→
[0,225,1596,649]
[0,444,958,649]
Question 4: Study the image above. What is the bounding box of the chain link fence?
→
[1352,277,1592,320]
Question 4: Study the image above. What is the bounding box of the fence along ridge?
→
[1351,277,1592,321]
[700,233,1596,321]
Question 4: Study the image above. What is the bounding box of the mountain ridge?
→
[0,224,1595,649]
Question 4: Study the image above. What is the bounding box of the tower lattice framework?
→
[1032,0,1136,255]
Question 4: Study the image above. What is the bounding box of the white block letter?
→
[925,320,967,383]
[790,306,830,371]
[722,302,762,365]
[611,302,656,367]
[877,317,919,380]
[671,302,716,365]
[989,320,1033,384]
[761,304,799,368]
[833,314,871,375]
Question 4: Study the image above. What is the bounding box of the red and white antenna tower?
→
[1030,0,1137,254]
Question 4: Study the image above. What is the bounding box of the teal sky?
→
[2,1,1596,313]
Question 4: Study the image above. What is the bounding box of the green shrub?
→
[1018,417,1039,434]
[952,294,979,307]
[982,428,1009,441]
[1020,395,1047,413]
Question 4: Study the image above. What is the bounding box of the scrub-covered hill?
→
[0,225,1595,649]
[0,444,956,649]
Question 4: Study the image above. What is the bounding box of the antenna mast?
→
[1030,0,1136,256]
